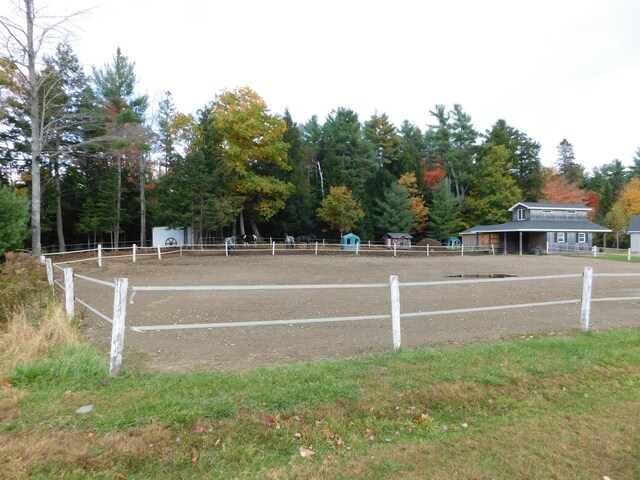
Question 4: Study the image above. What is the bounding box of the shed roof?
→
[384,232,413,239]
[629,215,640,233]
[461,219,611,235]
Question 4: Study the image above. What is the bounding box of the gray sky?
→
[9,0,640,171]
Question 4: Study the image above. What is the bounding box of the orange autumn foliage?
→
[541,173,597,219]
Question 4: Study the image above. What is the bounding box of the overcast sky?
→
[7,0,640,171]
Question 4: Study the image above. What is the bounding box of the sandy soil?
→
[66,251,640,372]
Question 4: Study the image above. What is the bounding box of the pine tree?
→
[0,184,29,257]
[427,178,461,242]
[375,182,414,233]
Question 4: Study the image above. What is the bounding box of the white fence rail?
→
[46,251,640,376]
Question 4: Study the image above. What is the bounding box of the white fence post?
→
[628,248,631,261]
[390,275,401,351]
[64,268,74,318]
[98,244,102,268]
[393,243,397,257]
[461,244,464,256]
[580,266,593,332]
[109,277,128,376]
[39,255,46,264]
[45,258,53,286]
[315,242,318,255]
[157,246,162,260]
[491,244,495,255]
[272,241,276,255]
[133,244,137,263]
[592,246,597,257]
[356,242,360,255]
[426,244,430,257]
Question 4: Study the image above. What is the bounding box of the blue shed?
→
[341,233,361,251]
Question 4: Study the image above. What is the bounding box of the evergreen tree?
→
[91,47,149,247]
[363,112,399,170]
[482,119,543,201]
[0,184,29,257]
[555,139,584,185]
[397,121,425,182]
[375,181,414,234]
[427,178,461,241]
[425,104,477,206]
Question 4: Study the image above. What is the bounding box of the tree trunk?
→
[26,0,41,256]
[54,159,66,252]
[239,209,246,236]
[115,156,121,248]
[249,216,261,240]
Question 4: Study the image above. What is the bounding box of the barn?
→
[629,215,640,253]
[460,202,611,255]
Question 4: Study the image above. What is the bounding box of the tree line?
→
[1,2,640,257]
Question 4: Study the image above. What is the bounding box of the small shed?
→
[630,215,640,252]
[384,232,412,250]
[152,226,193,247]
[341,233,361,251]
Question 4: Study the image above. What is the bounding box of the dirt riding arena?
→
[68,253,640,372]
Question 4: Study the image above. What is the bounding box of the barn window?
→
[557,232,565,243]
[578,232,586,243]
[517,209,526,221]
[566,210,576,215]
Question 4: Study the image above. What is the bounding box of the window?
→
[566,210,576,215]
[556,232,565,243]
[517,209,526,221]
[578,232,586,243]
[542,209,552,213]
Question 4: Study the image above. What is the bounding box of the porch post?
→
[519,231,523,256]
[503,232,507,255]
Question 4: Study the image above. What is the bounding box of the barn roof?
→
[629,215,640,233]
[461,219,611,235]
[508,202,590,211]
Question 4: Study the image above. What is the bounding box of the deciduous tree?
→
[316,185,364,236]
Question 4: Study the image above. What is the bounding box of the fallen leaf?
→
[353,466,363,474]
[191,449,199,466]
[2,377,11,388]
[322,427,333,436]
[315,420,322,427]
[364,428,375,441]
[266,415,278,427]
[294,432,302,439]
[116,474,126,480]
[214,438,221,447]
[324,455,333,462]
[87,432,95,439]
[299,446,315,458]
[193,423,204,434]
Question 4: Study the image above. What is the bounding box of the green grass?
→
[2,329,640,479]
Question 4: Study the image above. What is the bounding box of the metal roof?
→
[629,215,640,233]
[461,219,611,235]
[508,202,590,212]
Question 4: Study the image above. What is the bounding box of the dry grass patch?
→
[0,423,172,479]
[0,301,80,375]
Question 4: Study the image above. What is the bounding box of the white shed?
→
[629,215,640,253]
[152,227,193,247]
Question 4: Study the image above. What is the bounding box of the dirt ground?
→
[66,252,640,372]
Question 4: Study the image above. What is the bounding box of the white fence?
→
[44,254,640,376]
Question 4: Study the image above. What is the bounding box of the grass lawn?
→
[2,327,639,479]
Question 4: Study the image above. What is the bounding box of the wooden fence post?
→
[390,275,401,351]
[580,266,593,332]
[109,278,128,376]
[45,258,53,286]
[64,268,74,318]
[98,244,102,268]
